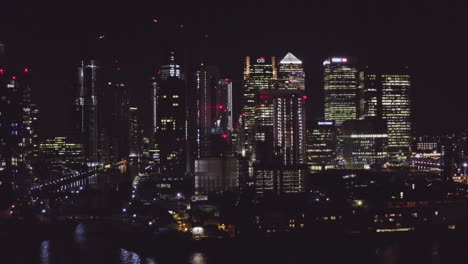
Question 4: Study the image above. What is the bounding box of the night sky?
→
[1,0,468,138]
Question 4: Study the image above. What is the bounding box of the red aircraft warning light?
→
[221,134,228,139]
[302,95,308,100]
[24,68,29,73]
[12,76,16,80]
[0,69,4,74]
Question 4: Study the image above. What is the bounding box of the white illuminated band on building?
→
[318,122,333,125]
[341,134,388,138]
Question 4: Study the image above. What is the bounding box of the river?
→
[2,222,467,264]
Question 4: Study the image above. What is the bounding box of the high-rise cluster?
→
[0,42,39,188]
[314,57,413,170]
[240,53,307,196]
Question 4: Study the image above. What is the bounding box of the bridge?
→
[29,160,128,195]
[29,169,100,195]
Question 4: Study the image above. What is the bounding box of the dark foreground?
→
[2,222,468,264]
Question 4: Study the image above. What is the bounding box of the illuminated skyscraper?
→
[75,60,101,162]
[20,69,40,166]
[0,71,23,184]
[358,69,380,119]
[254,53,306,195]
[306,121,337,172]
[128,107,142,157]
[323,57,358,126]
[189,63,233,160]
[241,56,277,156]
[381,73,412,165]
[39,137,84,170]
[278,52,305,91]
[217,78,234,133]
[341,118,388,169]
[0,64,38,186]
[154,53,186,178]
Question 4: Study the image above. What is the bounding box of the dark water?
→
[3,223,468,264]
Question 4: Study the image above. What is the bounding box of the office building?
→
[241,56,277,156]
[128,106,142,157]
[341,118,388,169]
[39,137,84,170]
[75,60,102,162]
[194,156,239,194]
[101,66,129,164]
[278,52,305,91]
[358,69,380,119]
[381,73,412,165]
[154,53,186,178]
[0,59,38,186]
[254,53,306,195]
[306,121,337,172]
[323,57,358,126]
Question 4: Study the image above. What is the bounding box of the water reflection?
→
[190,252,207,264]
[74,223,87,245]
[431,241,440,264]
[40,240,50,264]
[120,248,157,264]
[379,243,400,264]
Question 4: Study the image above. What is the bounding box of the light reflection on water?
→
[190,252,207,264]
[120,248,157,264]
[74,223,87,245]
[40,240,50,264]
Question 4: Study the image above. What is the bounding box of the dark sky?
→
[1,0,468,138]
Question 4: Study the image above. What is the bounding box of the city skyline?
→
[3,2,468,263]
[1,1,468,137]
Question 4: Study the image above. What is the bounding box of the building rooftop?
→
[280,52,302,64]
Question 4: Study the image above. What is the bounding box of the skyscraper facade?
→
[154,54,186,178]
[381,73,412,164]
[341,118,388,169]
[306,121,337,172]
[278,52,305,91]
[254,53,306,195]
[242,56,277,156]
[102,68,129,164]
[128,106,142,158]
[358,70,380,119]
[0,64,38,186]
[323,57,358,126]
[75,60,101,163]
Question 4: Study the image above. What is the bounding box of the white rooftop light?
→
[280,52,302,64]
